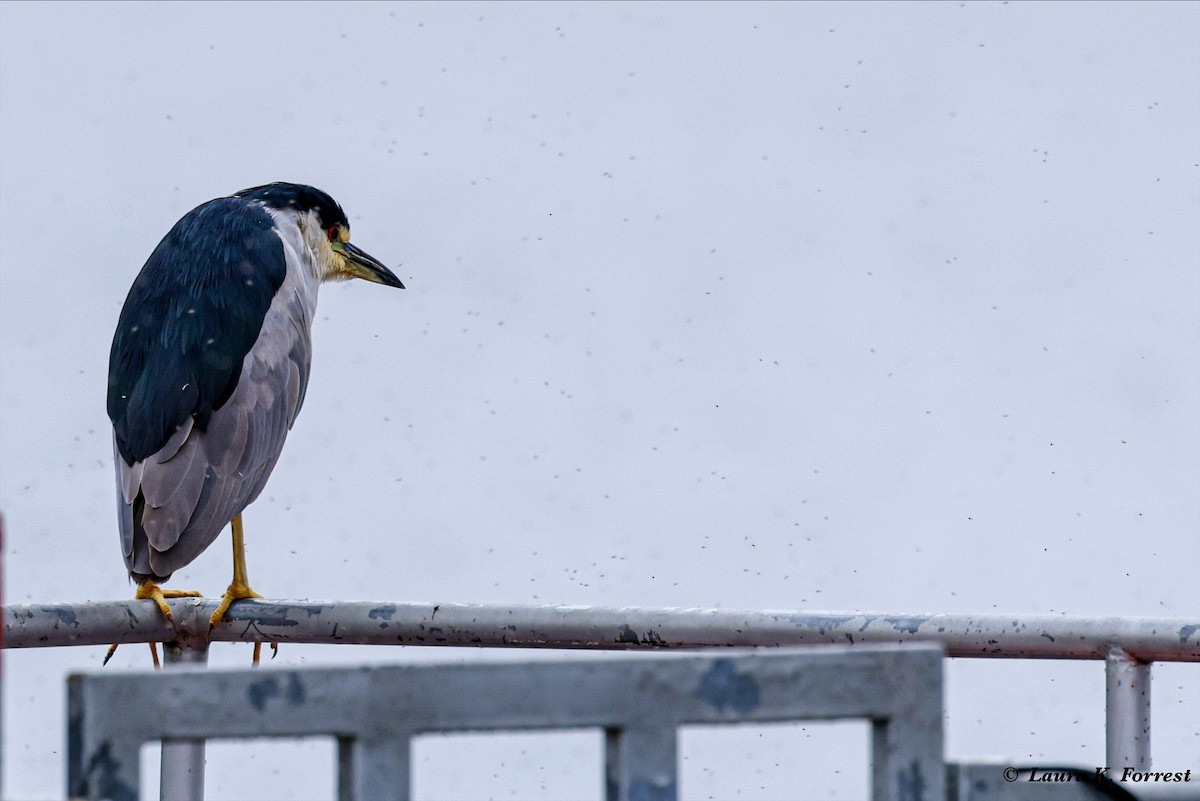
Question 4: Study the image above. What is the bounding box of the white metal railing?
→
[5,598,1198,800]
[8,598,1197,659]
[66,644,946,801]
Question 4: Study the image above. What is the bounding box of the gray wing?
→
[116,281,313,580]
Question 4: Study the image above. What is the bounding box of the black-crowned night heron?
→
[106,183,403,663]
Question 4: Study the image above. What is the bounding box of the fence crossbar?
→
[5,599,1198,661]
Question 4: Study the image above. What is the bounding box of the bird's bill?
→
[333,242,405,288]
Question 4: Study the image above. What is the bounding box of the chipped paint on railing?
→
[5,599,1198,662]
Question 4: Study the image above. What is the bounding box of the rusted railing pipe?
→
[5,599,1198,661]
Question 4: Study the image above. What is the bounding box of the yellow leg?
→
[209,514,263,630]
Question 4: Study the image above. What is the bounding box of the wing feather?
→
[113,436,136,558]
[150,466,234,576]
[205,401,250,480]
[152,418,195,464]
[116,445,144,506]
[139,434,207,552]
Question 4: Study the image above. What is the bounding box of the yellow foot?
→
[136,582,203,626]
[105,584,202,666]
[209,581,263,630]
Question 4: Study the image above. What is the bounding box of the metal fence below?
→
[69,644,945,801]
[5,599,1198,800]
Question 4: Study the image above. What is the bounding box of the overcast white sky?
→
[1,2,1197,799]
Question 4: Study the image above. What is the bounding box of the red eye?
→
[327,226,339,242]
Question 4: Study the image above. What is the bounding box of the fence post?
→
[1105,646,1151,771]
[605,725,677,801]
[160,639,209,801]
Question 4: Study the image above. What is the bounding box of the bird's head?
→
[235,182,405,289]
